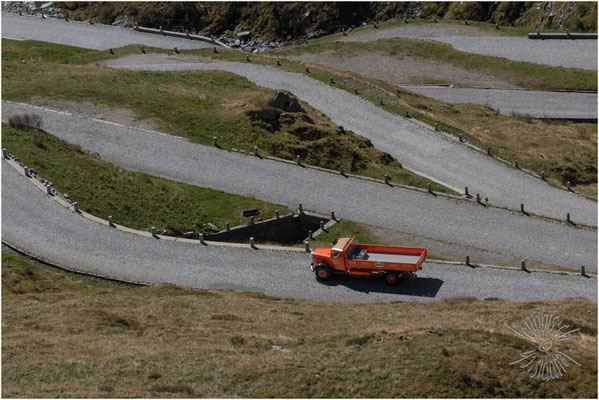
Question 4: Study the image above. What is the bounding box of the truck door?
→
[330,249,345,271]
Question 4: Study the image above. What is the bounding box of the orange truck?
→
[310,236,427,285]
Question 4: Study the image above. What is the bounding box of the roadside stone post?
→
[2,148,8,159]
[384,174,390,185]
[275,210,280,219]
[174,47,179,54]
[567,181,571,191]
[296,155,302,166]
[465,255,471,266]
[246,55,250,62]
[250,216,255,225]
[151,226,157,237]
[254,146,259,157]
[520,203,525,214]
[405,110,410,118]
[46,184,53,195]
[541,171,545,180]
[24,166,30,177]
[276,60,281,66]
[567,213,572,223]
[514,160,519,168]
[458,134,463,142]
[304,241,311,253]
[476,193,481,203]
[464,186,470,197]
[73,202,79,213]
[213,136,218,147]
[354,88,358,94]
[213,47,218,53]
[330,76,335,84]
[226,222,230,231]
[308,230,314,240]
[108,216,115,227]
[331,211,337,221]
[199,233,207,245]
[320,220,327,233]
[298,203,304,214]
[434,122,439,131]
[305,67,310,73]
[427,183,433,195]
[581,265,586,276]
[487,147,491,155]
[379,98,384,105]
[250,237,257,249]
[521,260,527,271]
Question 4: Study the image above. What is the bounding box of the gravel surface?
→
[346,24,598,70]
[99,55,597,226]
[1,13,212,50]
[401,85,598,119]
[3,101,596,271]
[3,164,596,303]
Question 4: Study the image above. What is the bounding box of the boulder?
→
[269,92,305,113]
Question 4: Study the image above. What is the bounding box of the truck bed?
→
[365,252,421,264]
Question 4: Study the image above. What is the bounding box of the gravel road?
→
[345,24,598,70]
[3,101,596,271]
[100,55,597,226]
[2,16,594,224]
[1,13,212,50]
[3,164,596,303]
[401,85,598,120]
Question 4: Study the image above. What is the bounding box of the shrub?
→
[8,114,42,130]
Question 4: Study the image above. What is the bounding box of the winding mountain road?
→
[103,54,597,226]
[345,24,598,70]
[2,101,596,271]
[1,15,597,302]
[3,164,596,302]
[401,85,598,120]
[2,14,595,224]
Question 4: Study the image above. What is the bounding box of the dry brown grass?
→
[2,251,597,398]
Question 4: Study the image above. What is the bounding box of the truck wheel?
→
[385,271,399,286]
[314,265,331,280]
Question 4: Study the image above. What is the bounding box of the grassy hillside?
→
[275,35,597,92]
[2,123,293,235]
[173,45,597,192]
[2,39,450,193]
[2,251,597,398]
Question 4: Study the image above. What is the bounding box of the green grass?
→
[2,123,291,235]
[273,36,597,92]
[2,39,452,194]
[2,250,597,398]
[307,220,379,249]
[196,46,597,188]
[337,18,581,39]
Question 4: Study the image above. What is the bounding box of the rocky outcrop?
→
[269,92,305,113]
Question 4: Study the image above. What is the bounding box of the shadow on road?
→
[318,274,443,298]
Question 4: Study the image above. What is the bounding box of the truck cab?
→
[311,236,427,285]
